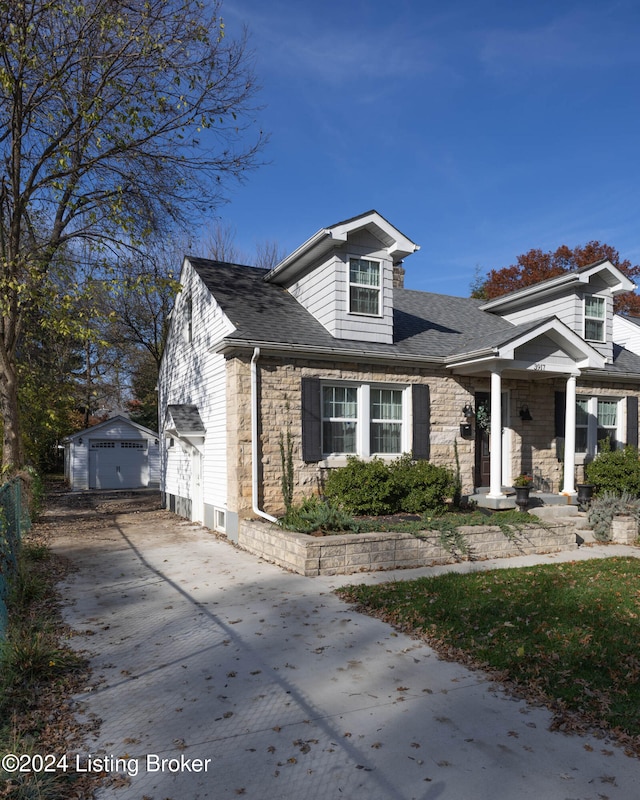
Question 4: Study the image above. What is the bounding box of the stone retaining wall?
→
[238,520,578,577]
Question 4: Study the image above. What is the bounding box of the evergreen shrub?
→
[324,455,455,515]
[584,445,640,497]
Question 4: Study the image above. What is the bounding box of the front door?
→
[474,392,491,488]
[474,391,511,489]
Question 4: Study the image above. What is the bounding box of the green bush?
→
[324,455,455,515]
[390,454,456,514]
[584,445,640,497]
[323,457,400,515]
[279,496,359,534]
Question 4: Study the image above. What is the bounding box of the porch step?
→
[470,491,579,511]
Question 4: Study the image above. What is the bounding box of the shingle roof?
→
[190,259,512,360]
[166,404,205,434]
[188,257,640,375]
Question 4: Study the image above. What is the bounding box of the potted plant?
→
[513,474,533,511]
[576,482,594,510]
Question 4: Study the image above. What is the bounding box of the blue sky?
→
[205,0,640,297]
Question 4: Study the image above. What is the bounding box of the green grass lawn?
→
[337,557,640,748]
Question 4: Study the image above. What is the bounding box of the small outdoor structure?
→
[64,416,160,491]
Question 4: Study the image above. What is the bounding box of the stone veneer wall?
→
[224,353,640,519]
[239,519,578,577]
[226,354,480,518]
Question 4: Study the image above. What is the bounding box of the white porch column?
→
[488,369,505,499]
[562,374,577,495]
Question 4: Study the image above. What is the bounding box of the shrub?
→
[279,496,359,534]
[587,490,640,542]
[323,457,400,515]
[389,455,456,514]
[584,445,640,497]
[324,455,455,515]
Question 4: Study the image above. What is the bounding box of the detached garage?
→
[64,416,160,491]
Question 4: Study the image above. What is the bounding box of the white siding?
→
[158,259,233,516]
[514,337,575,370]
[289,230,394,344]
[501,288,614,362]
[613,315,640,355]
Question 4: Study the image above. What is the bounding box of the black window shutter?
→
[412,384,430,460]
[627,396,639,448]
[555,391,566,461]
[301,377,322,462]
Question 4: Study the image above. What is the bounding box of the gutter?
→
[250,347,278,524]
[214,338,447,366]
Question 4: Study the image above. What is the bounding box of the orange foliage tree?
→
[471,242,640,315]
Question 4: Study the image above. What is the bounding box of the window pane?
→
[323,421,356,454]
[575,428,588,453]
[349,259,379,287]
[371,422,401,454]
[585,319,603,341]
[576,398,589,426]
[596,429,616,451]
[597,400,617,427]
[350,286,379,315]
[323,386,357,419]
[371,389,402,421]
[585,296,604,318]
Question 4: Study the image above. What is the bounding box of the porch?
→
[470,488,582,511]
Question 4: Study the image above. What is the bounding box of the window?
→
[370,388,403,454]
[349,258,380,315]
[322,386,357,455]
[584,296,605,342]
[215,508,226,532]
[321,384,406,457]
[302,379,429,462]
[576,396,619,455]
[183,291,193,343]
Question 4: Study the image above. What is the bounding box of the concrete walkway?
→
[50,497,640,800]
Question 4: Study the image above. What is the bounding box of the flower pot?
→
[576,483,594,511]
[514,485,531,511]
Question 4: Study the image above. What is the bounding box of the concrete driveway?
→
[49,491,640,800]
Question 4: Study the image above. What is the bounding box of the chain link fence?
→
[0,477,32,639]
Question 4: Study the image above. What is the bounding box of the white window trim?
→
[347,256,382,317]
[575,395,622,460]
[583,295,605,343]
[214,507,226,533]
[320,382,410,464]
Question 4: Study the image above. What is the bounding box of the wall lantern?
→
[462,403,475,418]
[519,405,533,421]
[78,437,83,445]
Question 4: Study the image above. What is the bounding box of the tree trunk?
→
[0,355,23,471]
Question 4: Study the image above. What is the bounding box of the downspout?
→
[251,347,278,523]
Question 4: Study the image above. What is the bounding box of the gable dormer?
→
[265,211,419,344]
[479,259,636,364]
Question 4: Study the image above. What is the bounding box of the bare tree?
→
[0,0,265,469]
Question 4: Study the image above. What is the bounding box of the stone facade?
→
[239,519,578,577]
[222,353,640,519]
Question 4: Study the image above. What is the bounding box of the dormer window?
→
[349,258,380,315]
[584,296,605,342]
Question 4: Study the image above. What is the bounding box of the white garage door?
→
[89,440,149,489]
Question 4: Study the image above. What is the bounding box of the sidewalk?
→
[50,492,640,799]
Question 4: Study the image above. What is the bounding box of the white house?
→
[158,211,640,540]
[64,416,160,491]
